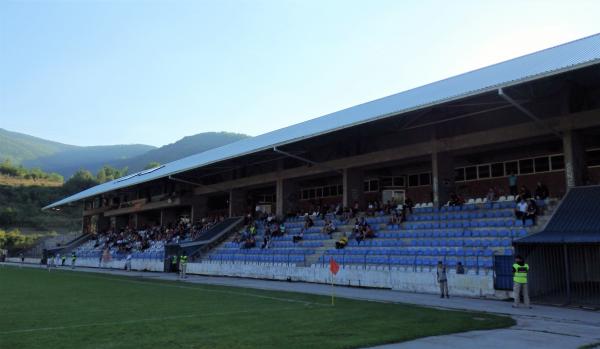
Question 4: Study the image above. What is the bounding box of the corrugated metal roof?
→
[44,33,600,210]
[516,186,600,244]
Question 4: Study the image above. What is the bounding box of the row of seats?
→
[213,248,315,255]
[407,210,514,221]
[380,228,527,238]
[208,254,306,263]
[405,219,533,229]
[319,255,494,268]
[327,248,500,257]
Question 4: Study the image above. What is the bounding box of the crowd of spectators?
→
[90,215,225,254]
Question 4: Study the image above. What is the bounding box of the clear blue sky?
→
[1,0,599,147]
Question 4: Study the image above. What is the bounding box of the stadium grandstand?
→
[19,33,600,307]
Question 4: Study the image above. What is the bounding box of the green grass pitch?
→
[0,266,514,348]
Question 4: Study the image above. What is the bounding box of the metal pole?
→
[563,244,571,304]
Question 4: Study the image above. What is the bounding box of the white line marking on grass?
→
[0,307,305,335]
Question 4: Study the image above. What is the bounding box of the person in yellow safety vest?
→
[171,255,178,273]
[179,253,188,279]
[512,255,531,308]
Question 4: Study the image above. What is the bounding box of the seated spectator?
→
[367,202,375,216]
[243,236,256,249]
[456,262,465,274]
[261,234,271,249]
[336,234,349,249]
[304,215,314,228]
[517,186,532,201]
[279,223,286,235]
[322,219,336,236]
[486,188,497,202]
[232,231,242,244]
[448,192,463,206]
[525,198,538,224]
[364,224,375,239]
[353,228,365,245]
[293,229,304,243]
[534,182,549,200]
[514,198,528,221]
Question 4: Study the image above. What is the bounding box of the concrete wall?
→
[187,262,495,297]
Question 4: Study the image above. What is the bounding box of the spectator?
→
[293,229,304,243]
[437,261,449,298]
[261,234,271,249]
[322,219,336,236]
[515,198,528,221]
[534,182,549,200]
[508,172,518,196]
[525,199,538,224]
[404,197,414,214]
[243,236,256,249]
[486,188,497,202]
[335,234,349,249]
[456,262,465,274]
[517,186,532,201]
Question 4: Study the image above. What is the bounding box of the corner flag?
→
[329,257,339,275]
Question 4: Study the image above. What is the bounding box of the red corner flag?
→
[329,257,340,275]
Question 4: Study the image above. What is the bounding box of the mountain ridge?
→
[0,128,249,178]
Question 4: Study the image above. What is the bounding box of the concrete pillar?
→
[228,189,246,217]
[276,178,299,217]
[563,130,586,188]
[191,196,208,223]
[432,150,455,207]
[343,168,365,208]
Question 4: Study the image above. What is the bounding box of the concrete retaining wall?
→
[6,257,494,297]
[187,262,495,297]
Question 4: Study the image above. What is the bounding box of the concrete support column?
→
[343,168,365,208]
[562,130,586,188]
[228,189,246,218]
[191,196,208,223]
[432,150,455,207]
[276,178,299,218]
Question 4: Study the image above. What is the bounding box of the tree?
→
[96,165,128,183]
[144,161,161,170]
[63,169,98,195]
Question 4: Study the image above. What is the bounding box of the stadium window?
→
[534,157,550,172]
[364,181,370,192]
[550,155,565,170]
[393,176,405,187]
[330,185,338,196]
[380,177,393,188]
[408,174,419,187]
[302,190,309,200]
[455,168,465,182]
[478,165,490,178]
[323,186,330,197]
[308,189,315,199]
[519,159,534,174]
[505,161,518,175]
[465,166,477,181]
[419,173,431,186]
[370,179,379,191]
[316,187,323,198]
[491,163,504,177]
[338,185,343,195]
[586,149,600,167]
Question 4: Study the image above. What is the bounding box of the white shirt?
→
[517,201,528,213]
